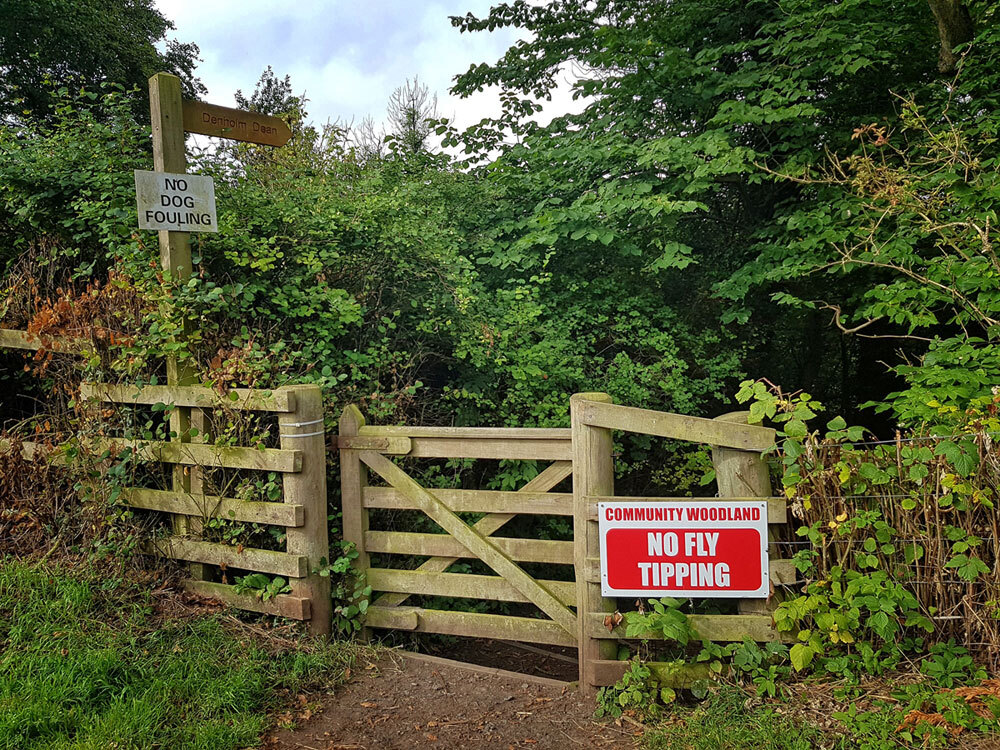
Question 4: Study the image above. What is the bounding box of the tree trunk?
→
[927,0,975,73]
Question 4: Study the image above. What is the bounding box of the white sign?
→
[135,170,217,232]
[598,501,769,598]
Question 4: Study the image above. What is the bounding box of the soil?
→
[421,637,580,683]
[264,651,638,750]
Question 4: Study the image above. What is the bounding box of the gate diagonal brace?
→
[374,460,572,609]
[358,451,578,637]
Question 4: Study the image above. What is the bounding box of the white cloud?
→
[155,0,588,145]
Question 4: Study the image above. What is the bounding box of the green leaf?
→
[789,643,815,672]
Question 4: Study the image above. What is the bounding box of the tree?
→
[0,0,204,122]
[235,66,303,119]
[448,0,995,422]
[386,77,439,153]
[927,0,976,72]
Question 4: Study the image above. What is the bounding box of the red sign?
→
[598,501,769,598]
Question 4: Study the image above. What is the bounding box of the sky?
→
[154,0,583,138]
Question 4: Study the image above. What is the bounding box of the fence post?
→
[279,385,331,636]
[148,72,205,579]
[711,411,774,615]
[339,404,371,641]
[571,392,618,696]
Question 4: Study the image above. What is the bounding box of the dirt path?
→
[265,651,638,750]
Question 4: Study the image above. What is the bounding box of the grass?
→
[640,684,949,750]
[641,688,826,750]
[0,558,360,750]
[641,681,1000,750]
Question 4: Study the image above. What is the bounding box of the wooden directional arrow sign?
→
[182,100,291,147]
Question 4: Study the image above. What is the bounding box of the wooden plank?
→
[580,400,776,452]
[79,382,295,412]
[279,385,332,636]
[148,537,308,578]
[364,487,573,516]
[397,651,570,688]
[358,451,578,635]
[587,496,787,525]
[182,580,311,620]
[588,613,780,642]
[367,568,576,607]
[340,405,371,640]
[97,438,302,472]
[405,437,572,461]
[571,392,618,694]
[365,531,573,565]
[360,425,571,440]
[123,488,304,526]
[373,460,573,609]
[336,435,412,454]
[365,605,577,647]
[0,329,85,353]
[0,439,66,464]
[182,100,292,146]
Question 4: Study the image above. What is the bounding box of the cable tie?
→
[279,429,325,438]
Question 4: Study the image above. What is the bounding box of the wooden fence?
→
[4,323,790,687]
[0,329,331,634]
[339,393,788,695]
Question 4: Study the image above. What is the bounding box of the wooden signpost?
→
[145,72,299,593]
[182,100,291,146]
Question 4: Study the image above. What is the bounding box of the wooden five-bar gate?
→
[339,392,789,694]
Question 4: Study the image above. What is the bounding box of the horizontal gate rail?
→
[575,399,775,451]
[364,605,577,647]
[366,568,576,607]
[362,486,573,515]
[364,531,573,564]
[347,425,572,460]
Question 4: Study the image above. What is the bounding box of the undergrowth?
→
[0,559,364,750]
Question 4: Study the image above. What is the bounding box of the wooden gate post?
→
[711,411,774,615]
[339,404,371,641]
[148,72,205,579]
[279,385,332,636]
[571,392,618,695]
